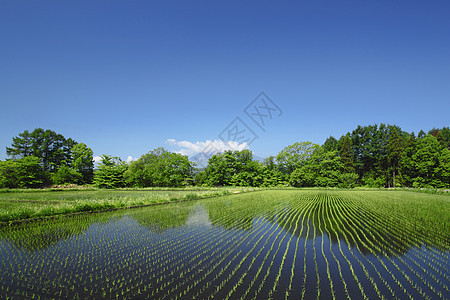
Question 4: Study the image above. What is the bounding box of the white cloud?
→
[166,139,249,157]
[125,156,135,163]
[93,156,103,163]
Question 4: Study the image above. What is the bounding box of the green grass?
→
[0,187,257,223]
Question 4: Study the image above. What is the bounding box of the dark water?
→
[0,191,448,299]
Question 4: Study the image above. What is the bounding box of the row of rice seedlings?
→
[226,212,293,300]
[413,246,450,284]
[209,205,293,299]
[154,214,225,274]
[360,210,443,299]
[109,209,227,298]
[300,194,318,300]
[163,208,271,298]
[341,193,433,297]
[315,194,336,299]
[3,207,197,298]
[326,194,372,300]
[148,231,222,296]
[311,194,321,300]
[345,195,432,276]
[188,215,275,299]
[332,192,409,299]
[188,195,289,298]
[333,196,395,300]
[1,190,448,298]
[278,193,316,299]
[321,194,351,299]
[1,218,110,297]
[333,193,415,299]
[92,224,175,296]
[356,201,448,295]
[355,192,449,283]
[67,221,174,297]
[360,191,448,253]
[343,193,447,298]
[284,194,310,299]
[173,199,301,298]
[254,194,313,299]
[235,194,309,299]
[230,203,294,298]
[326,195,378,299]
[249,203,307,299]
[168,225,246,290]
[301,193,324,299]
[344,199,421,298]
[351,193,437,260]
[203,219,280,298]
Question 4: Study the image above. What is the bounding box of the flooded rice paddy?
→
[0,190,448,299]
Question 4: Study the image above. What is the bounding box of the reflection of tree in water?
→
[0,211,124,251]
[1,202,194,251]
[1,190,447,258]
[205,192,281,231]
[202,191,449,258]
[275,193,449,256]
[128,203,191,233]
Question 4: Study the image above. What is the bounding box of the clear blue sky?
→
[1,0,449,161]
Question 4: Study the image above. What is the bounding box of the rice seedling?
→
[0,189,448,298]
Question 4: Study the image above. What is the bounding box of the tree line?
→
[1,124,449,189]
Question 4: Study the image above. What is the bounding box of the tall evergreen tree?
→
[323,136,339,152]
[7,128,77,172]
[6,130,33,159]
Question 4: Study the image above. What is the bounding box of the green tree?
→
[276,142,319,175]
[429,127,450,149]
[351,124,395,186]
[125,148,193,187]
[93,155,128,188]
[339,133,355,173]
[203,150,260,187]
[437,147,450,188]
[289,164,316,187]
[6,128,78,173]
[314,150,345,187]
[0,156,46,188]
[412,135,442,187]
[388,126,404,187]
[262,155,277,171]
[260,167,287,187]
[322,136,339,152]
[417,130,427,139]
[399,133,417,187]
[289,147,358,188]
[71,143,94,184]
[5,130,33,158]
[51,165,83,185]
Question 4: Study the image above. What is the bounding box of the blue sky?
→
[1,0,449,162]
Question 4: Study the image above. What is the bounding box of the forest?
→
[1,124,449,189]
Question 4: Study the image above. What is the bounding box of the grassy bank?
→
[0,187,257,224]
